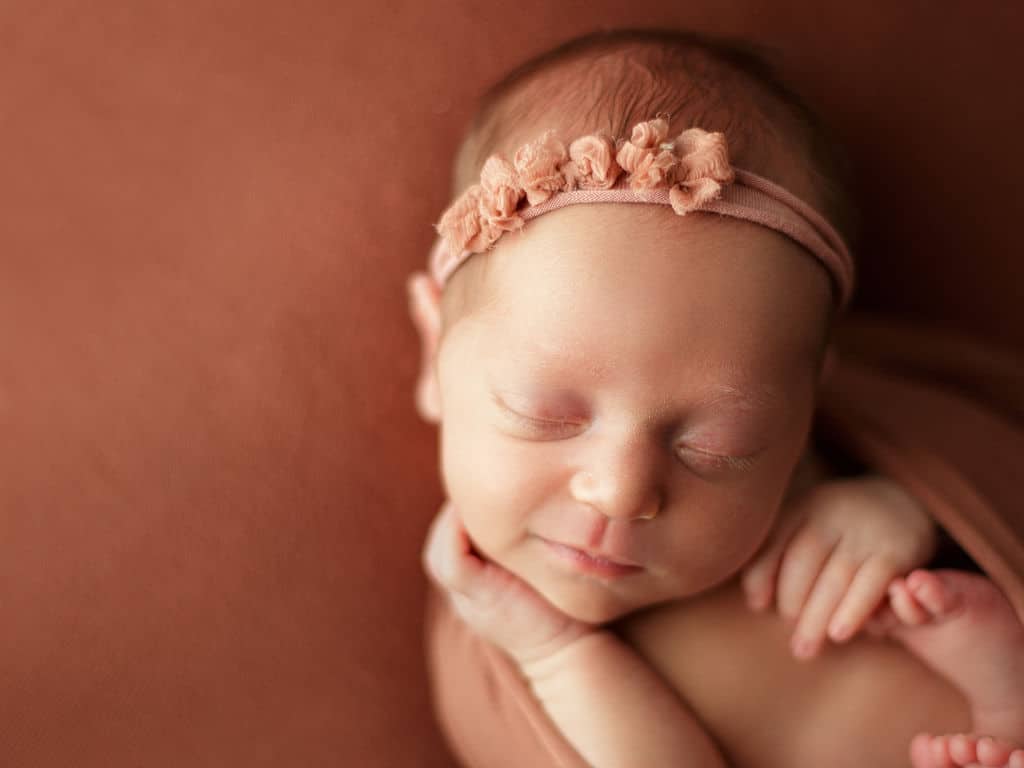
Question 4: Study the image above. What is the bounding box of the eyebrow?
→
[485,340,781,414]
[695,383,781,414]
[485,336,614,382]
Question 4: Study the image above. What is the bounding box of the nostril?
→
[569,443,667,520]
[633,493,662,521]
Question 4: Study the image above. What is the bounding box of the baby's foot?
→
[869,569,1024,767]
[909,732,1024,768]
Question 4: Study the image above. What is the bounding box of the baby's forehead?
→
[474,306,800,425]
[452,207,832,368]
[480,205,820,305]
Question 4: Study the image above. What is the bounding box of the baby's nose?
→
[568,438,667,521]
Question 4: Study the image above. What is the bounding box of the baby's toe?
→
[976,736,1015,766]
[938,732,1020,768]
[890,579,931,626]
[930,735,958,768]
[911,732,937,768]
[906,570,955,618]
[949,733,979,765]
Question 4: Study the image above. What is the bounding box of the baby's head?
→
[409,28,859,624]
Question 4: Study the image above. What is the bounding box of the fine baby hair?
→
[429,116,855,310]
[409,27,862,360]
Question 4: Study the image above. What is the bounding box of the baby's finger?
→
[864,602,898,637]
[741,550,781,612]
[789,556,856,658]
[422,502,483,594]
[775,528,838,621]
[825,557,897,642]
[742,501,810,611]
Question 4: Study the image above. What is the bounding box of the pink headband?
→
[427,116,855,312]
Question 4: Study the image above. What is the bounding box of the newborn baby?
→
[409,28,1024,768]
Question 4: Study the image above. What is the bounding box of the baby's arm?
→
[423,501,725,768]
[520,627,726,768]
[742,465,937,659]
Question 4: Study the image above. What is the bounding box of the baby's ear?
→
[406,272,443,424]
[818,341,839,389]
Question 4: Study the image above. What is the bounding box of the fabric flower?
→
[513,129,571,205]
[566,133,621,190]
[668,128,735,214]
[433,118,741,258]
[615,117,680,192]
[626,148,679,191]
[479,154,525,239]
[434,184,487,255]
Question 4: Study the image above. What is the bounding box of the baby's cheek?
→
[690,456,800,576]
[721,507,778,571]
[439,426,538,550]
[664,497,778,592]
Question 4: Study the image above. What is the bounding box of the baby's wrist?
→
[861,473,939,558]
[515,627,611,684]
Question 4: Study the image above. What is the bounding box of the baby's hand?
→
[422,500,595,668]
[741,475,937,659]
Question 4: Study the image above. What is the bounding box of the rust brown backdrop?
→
[1,1,1021,765]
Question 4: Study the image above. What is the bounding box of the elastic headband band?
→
[427,117,855,312]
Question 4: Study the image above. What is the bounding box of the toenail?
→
[828,621,849,641]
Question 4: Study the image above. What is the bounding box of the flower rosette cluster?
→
[433,117,736,258]
[614,117,735,212]
[433,130,577,258]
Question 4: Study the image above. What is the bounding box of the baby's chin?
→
[538,576,671,626]
[538,567,744,626]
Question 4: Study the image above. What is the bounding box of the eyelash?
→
[502,409,584,435]
[676,445,758,472]
[500,409,757,471]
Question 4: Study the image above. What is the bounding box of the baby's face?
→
[434,205,832,624]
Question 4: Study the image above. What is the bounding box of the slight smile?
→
[539,538,644,579]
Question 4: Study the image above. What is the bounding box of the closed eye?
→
[491,392,763,472]
[491,393,585,436]
[675,444,760,472]
[502,407,584,432]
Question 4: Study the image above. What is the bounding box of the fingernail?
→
[791,635,816,659]
[828,621,849,641]
[746,589,766,611]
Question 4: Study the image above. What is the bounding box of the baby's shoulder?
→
[614,580,969,768]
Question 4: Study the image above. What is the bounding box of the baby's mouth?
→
[539,537,644,578]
